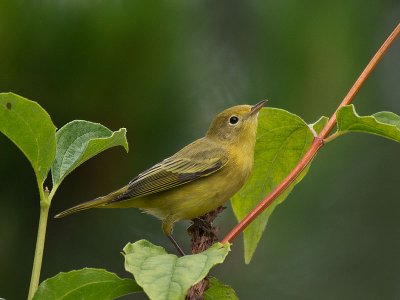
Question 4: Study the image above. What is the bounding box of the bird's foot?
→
[187,206,226,254]
[189,217,215,235]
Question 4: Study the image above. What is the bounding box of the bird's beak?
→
[250,100,267,116]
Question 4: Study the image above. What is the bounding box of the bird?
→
[55,100,266,255]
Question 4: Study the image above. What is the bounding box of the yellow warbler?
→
[56,101,265,254]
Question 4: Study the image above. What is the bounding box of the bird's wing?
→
[111,139,229,202]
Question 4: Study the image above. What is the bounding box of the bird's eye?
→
[229,116,239,125]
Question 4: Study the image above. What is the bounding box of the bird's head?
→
[206,100,266,145]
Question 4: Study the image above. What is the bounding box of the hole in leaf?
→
[6,102,11,110]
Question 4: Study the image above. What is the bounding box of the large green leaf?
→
[0,93,56,185]
[33,268,141,300]
[123,240,230,300]
[231,108,327,263]
[204,277,238,300]
[51,120,129,188]
[336,105,400,142]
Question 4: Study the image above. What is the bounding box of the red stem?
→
[222,22,400,244]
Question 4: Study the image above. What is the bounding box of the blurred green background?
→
[0,1,399,299]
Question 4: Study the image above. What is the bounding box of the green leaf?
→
[0,93,56,184]
[231,108,327,263]
[336,105,400,142]
[311,116,329,133]
[33,268,141,300]
[123,240,230,300]
[204,277,238,300]
[51,120,129,188]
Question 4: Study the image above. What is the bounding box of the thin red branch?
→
[222,22,400,245]
[319,22,400,138]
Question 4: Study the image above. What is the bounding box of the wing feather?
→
[112,139,228,202]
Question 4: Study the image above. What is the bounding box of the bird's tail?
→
[54,185,129,218]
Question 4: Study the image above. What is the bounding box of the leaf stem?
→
[323,131,343,143]
[222,22,400,244]
[28,184,50,300]
[48,185,58,203]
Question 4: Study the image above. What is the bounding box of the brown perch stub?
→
[186,206,225,300]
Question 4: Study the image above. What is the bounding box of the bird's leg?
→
[162,216,186,256]
[167,234,186,256]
